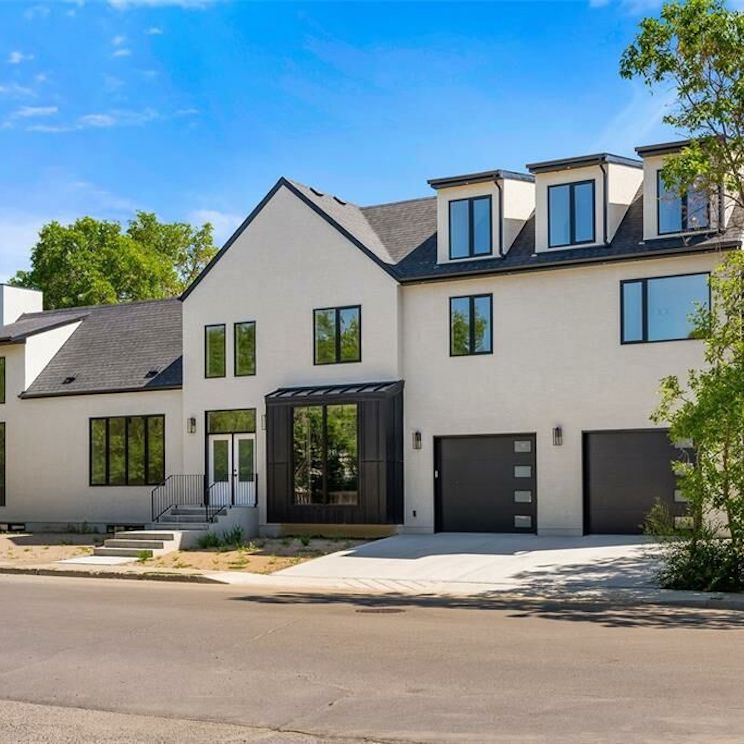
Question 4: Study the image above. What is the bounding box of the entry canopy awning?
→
[266,380,403,403]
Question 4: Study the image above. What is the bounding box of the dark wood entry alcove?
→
[266,381,404,526]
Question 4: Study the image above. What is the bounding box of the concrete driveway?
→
[275,533,660,595]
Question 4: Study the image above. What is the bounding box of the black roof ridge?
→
[526,153,642,173]
[361,195,436,210]
[20,296,181,319]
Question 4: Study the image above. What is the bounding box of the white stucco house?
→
[0,139,739,538]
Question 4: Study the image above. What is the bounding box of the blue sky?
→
[0,0,690,281]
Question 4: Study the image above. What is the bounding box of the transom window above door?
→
[314,305,361,365]
[548,180,595,248]
[449,196,492,259]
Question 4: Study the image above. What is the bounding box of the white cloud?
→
[188,209,242,244]
[109,0,213,7]
[24,5,51,21]
[0,82,35,97]
[27,108,159,133]
[8,51,34,65]
[78,113,117,128]
[103,74,124,92]
[12,105,58,118]
[112,48,132,58]
[591,83,678,153]
[34,72,47,83]
[112,35,127,47]
[146,27,163,35]
[175,107,199,116]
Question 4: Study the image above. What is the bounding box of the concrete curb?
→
[0,565,221,584]
[1,565,742,611]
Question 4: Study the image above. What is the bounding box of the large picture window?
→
[234,321,256,377]
[205,324,226,378]
[657,172,709,234]
[90,415,165,486]
[450,294,493,356]
[548,180,595,248]
[449,196,492,259]
[293,404,358,506]
[621,273,710,343]
[314,306,361,365]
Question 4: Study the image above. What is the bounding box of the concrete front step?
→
[104,539,165,550]
[154,522,210,531]
[115,531,177,541]
[169,507,213,516]
[94,547,153,558]
[158,514,211,523]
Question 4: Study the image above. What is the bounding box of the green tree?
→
[10,212,217,309]
[620,0,744,216]
[650,251,744,590]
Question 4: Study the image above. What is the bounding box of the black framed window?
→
[548,180,595,248]
[449,196,492,259]
[205,324,226,378]
[314,305,361,365]
[292,403,358,506]
[657,171,709,235]
[234,321,256,377]
[0,357,5,404]
[450,294,492,356]
[621,273,710,344]
[0,422,5,507]
[90,415,165,486]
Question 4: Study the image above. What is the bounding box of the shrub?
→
[197,532,222,549]
[196,526,246,550]
[655,537,744,593]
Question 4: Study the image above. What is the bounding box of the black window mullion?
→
[144,415,150,487]
[469,296,476,354]
[569,183,576,245]
[322,405,328,505]
[105,419,110,486]
[642,279,649,342]
[335,308,341,364]
[468,199,474,256]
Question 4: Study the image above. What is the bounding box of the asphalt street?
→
[0,574,742,743]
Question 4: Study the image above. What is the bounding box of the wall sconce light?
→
[187,417,197,434]
[412,431,422,450]
[552,426,563,447]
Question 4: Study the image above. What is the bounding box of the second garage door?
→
[584,429,687,534]
[435,434,537,533]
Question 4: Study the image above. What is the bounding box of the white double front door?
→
[208,433,256,506]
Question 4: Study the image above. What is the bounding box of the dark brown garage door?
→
[584,429,686,535]
[435,434,537,533]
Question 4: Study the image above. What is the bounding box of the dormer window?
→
[548,181,595,248]
[657,172,709,234]
[449,196,492,259]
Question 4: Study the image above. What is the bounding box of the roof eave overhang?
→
[526,153,642,175]
[19,383,183,400]
[428,170,535,190]
[398,240,739,285]
[635,140,691,158]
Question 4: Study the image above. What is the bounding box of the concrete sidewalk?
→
[202,534,744,610]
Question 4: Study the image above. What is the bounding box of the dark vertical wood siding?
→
[266,384,404,525]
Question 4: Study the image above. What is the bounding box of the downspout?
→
[717,180,725,234]
[495,179,504,256]
[600,163,609,245]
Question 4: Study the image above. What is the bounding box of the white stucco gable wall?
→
[181,182,402,517]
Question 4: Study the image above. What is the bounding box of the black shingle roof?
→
[19,298,182,398]
[0,310,89,343]
[394,188,741,281]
